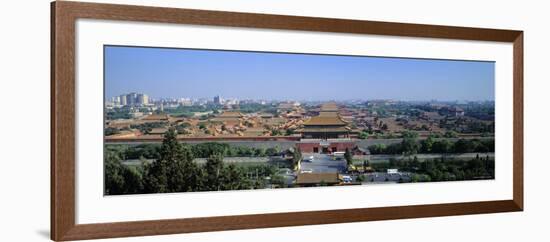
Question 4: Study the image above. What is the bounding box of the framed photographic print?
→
[51,1,523,241]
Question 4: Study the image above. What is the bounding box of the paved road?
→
[354,137,493,150]
[121,152,493,167]
[360,172,412,183]
[299,153,347,173]
[107,137,493,151]
[121,156,286,166]
[368,152,495,163]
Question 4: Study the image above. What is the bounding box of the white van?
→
[333,151,345,160]
[342,175,352,183]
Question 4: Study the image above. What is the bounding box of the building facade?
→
[297,139,356,153]
[300,103,350,139]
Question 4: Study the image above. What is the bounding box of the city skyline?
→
[108,93,496,103]
[105,46,495,102]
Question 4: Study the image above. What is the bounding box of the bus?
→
[332,151,345,160]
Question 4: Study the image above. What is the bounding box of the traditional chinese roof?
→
[296,173,339,185]
[264,117,286,125]
[258,113,274,118]
[243,127,266,136]
[303,115,347,126]
[217,111,243,118]
[148,127,169,134]
[142,114,170,121]
[301,126,351,133]
[278,102,296,110]
[320,102,339,112]
[318,111,339,117]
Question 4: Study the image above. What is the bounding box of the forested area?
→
[105,130,286,195]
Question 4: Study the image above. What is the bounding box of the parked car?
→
[303,155,315,162]
[342,175,353,183]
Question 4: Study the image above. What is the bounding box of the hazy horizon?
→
[105,46,495,102]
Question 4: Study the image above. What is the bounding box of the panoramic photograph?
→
[104,45,495,195]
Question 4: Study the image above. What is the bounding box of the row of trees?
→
[370,154,494,182]
[163,103,282,117]
[129,122,167,134]
[105,130,278,195]
[105,107,133,120]
[368,137,495,155]
[106,142,283,161]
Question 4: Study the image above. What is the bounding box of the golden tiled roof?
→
[296,173,339,184]
[320,102,338,112]
[301,127,350,133]
[142,114,169,120]
[303,115,347,126]
[318,111,338,117]
[217,111,243,118]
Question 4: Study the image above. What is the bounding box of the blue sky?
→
[105,46,494,101]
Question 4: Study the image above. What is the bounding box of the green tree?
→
[401,137,420,155]
[432,139,453,153]
[292,147,302,170]
[105,149,145,195]
[143,129,199,193]
[105,127,120,136]
[265,147,280,156]
[121,166,144,194]
[271,129,282,136]
[105,152,126,195]
[222,163,248,190]
[344,148,353,167]
[368,143,387,154]
[421,136,434,153]
[285,129,295,136]
[444,131,458,138]
[168,144,200,192]
[401,131,419,139]
[270,174,286,188]
[412,156,420,169]
[204,153,224,191]
[454,139,475,153]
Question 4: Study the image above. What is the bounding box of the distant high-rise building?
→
[214,95,223,105]
[111,96,120,104]
[119,95,127,106]
[137,94,149,105]
[225,98,239,105]
[179,98,192,106]
[126,93,137,106]
[143,94,149,105]
[116,92,150,106]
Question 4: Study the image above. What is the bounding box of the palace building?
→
[211,111,243,126]
[295,103,366,154]
[300,103,351,139]
[297,138,356,154]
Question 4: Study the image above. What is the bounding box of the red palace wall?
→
[297,142,355,153]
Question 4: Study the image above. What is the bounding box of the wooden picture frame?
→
[51,1,523,241]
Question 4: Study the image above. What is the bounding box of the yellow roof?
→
[296,173,339,184]
[303,115,347,126]
[142,114,169,120]
[217,111,243,118]
[320,103,339,112]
